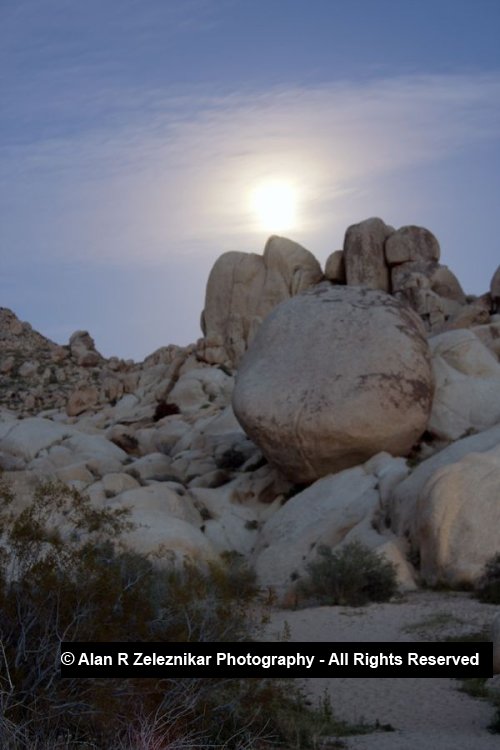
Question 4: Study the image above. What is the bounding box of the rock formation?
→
[427,329,500,440]
[0,307,137,416]
[343,216,393,291]
[1,217,500,599]
[198,235,322,368]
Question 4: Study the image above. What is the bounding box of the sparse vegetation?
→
[459,677,490,700]
[476,553,500,604]
[443,627,490,643]
[453,623,499,735]
[458,677,500,734]
[403,611,465,636]
[0,478,370,749]
[297,541,398,608]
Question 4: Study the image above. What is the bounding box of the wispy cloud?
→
[2,72,500,268]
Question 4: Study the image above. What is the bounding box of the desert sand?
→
[262,590,500,749]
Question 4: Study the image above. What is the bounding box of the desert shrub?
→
[0,478,347,749]
[297,541,398,607]
[476,553,500,603]
[459,677,500,735]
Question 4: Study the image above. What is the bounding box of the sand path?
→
[262,590,499,749]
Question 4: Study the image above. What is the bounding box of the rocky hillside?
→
[1,217,500,601]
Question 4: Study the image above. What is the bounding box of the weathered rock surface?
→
[189,475,283,557]
[253,454,415,596]
[441,296,491,332]
[415,445,500,587]
[390,260,469,334]
[0,418,74,462]
[430,265,467,304]
[233,283,433,483]
[81,482,215,564]
[343,217,393,291]
[199,235,322,367]
[168,367,233,414]
[391,261,466,306]
[69,330,101,367]
[427,329,500,440]
[66,385,100,416]
[472,319,500,358]
[324,250,345,283]
[385,225,440,266]
[389,423,500,541]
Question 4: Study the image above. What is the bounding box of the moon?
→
[250,179,298,232]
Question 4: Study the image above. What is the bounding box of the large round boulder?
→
[232,283,434,483]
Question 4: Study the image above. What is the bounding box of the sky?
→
[1,0,500,360]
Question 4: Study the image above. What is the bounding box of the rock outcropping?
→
[199,235,322,368]
[1,217,500,598]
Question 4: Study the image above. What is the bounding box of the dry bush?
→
[297,541,398,607]
[476,553,500,604]
[0,478,342,749]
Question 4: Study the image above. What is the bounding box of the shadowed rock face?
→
[232,283,434,484]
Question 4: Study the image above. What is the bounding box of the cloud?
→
[2,72,500,268]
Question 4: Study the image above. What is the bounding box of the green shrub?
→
[297,541,398,607]
[476,553,500,603]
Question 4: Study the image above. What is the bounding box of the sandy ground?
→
[260,590,500,749]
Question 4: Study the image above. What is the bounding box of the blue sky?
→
[2,0,500,359]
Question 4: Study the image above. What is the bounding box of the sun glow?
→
[250,179,298,232]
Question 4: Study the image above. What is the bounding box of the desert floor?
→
[261,590,500,749]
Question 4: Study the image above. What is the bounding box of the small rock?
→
[0,356,15,374]
[324,250,345,283]
[125,453,173,481]
[69,330,101,367]
[18,360,38,378]
[66,386,99,417]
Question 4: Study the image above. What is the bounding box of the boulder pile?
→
[1,216,500,600]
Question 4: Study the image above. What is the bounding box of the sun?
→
[250,179,298,232]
